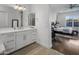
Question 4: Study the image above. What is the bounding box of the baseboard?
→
[8,42,36,55]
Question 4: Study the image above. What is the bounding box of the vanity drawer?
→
[4,46,15,54]
[1,32,15,37]
[4,44,15,50]
[4,47,15,54]
[4,39,15,44]
[4,39,15,54]
[1,33,15,42]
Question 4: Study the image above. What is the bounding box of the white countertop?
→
[0,27,36,34]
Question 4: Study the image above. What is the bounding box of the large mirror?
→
[0,5,21,28]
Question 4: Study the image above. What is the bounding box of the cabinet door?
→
[31,29,37,41]
[27,30,34,43]
[22,30,31,46]
[22,33,28,46]
[15,31,24,50]
[24,30,36,45]
[29,30,37,42]
[22,30,32,46]
[1,32,15,54]
[4,39,15,54]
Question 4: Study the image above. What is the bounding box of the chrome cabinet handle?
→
[5,47,14,51]
[6,40,14,43]
[23,35,27,40]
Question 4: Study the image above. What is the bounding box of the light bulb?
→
[14,4,26,11]
[14,5,19,9]
[18,7,23,11]
[23,8,26,11]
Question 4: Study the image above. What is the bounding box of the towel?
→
[0,40,5,54]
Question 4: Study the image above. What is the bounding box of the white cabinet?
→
[23,29,37,46]
[15,29,37,49]
[15,31,24,50]
[23,30,31,46]
[22,32,28,47]
[1,32,15,54]
[31,29,37,41]
[0,28,37,54]
[15,29,37,50]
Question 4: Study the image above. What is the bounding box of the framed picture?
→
[12,19,19,28]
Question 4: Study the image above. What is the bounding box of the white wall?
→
[49,4,69,23]
[31,4,52,48]
[49,13,57,23]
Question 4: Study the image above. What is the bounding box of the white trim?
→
[58,8,79,13]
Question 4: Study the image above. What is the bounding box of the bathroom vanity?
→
[0,27,37,54]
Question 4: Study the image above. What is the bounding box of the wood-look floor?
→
[11,42,62,55]
[11,34,79,55]
[53,35,79,55]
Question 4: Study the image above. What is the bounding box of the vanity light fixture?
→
[14,4,26,27]
[14,4,19,10]
[14,4,26,11]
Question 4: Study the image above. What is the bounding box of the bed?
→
[54,27,78,36]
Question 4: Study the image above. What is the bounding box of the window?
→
[74,20,79,27]
[66,19,72,27]
[65,16,79,27]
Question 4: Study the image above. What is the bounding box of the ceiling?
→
[49,4,79,12]
[2,4,79,13]
[49,4,70,13]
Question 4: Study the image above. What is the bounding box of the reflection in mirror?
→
[28,13,35,26]
[0,4,21,29]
